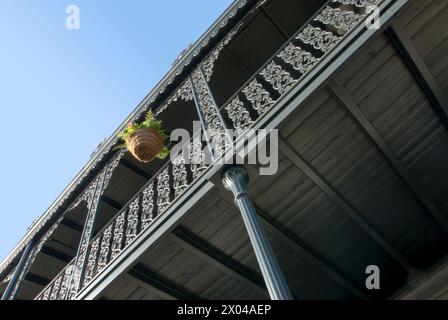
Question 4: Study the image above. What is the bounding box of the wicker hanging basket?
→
[127,128,165,163]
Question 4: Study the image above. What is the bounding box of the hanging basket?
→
[127,128,165,163]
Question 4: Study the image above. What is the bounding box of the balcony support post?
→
[1,240,35,300]
[65,151,124,299]
[222,166,293,300]
[190,67,233,163]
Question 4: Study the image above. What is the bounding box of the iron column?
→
[222,166,293,300]
[1,240,35,300]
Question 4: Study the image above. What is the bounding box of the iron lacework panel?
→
[79,136,209,292]
[219,0,383,136]
[35,259,76,300]
[34,136,208,300]
[33,0,383,300]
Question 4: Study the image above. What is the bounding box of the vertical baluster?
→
[277,43,318,74]
[141,183,155,230]
[41,286,52,300]
[125,197,140,246]
[156,167,171,213]
[259,61,297,95]
[242,79,276,118]
[295,25,341,53]
[97,224,113,273]
[314,4,366,34]
[111,211,126,260]
[83,237,100,286]
[57,264,73,300]
[66,264,81,300]
[49,276,62,300]
[189,137,208,180]
[172,155,189,198]
[224,96,254,136]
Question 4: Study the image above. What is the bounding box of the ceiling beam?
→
[259,6,289,40]
[25,273,50,287]
[40,246,73,263]
[127,263,199,300]
[223,48,252,77]
[328,79,448,235]
[120,159,152,180]
[170,226,268,298]
[385,20,448,130]
[214,179,368,300]
[277,137,413,273]
[101,195,123,211]
[254,206,369,299]
[60,219,83,233]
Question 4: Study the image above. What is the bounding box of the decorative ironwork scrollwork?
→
[84,238,100,284]
[242,79,275,117]
[125,198,140,246]
[141,183,155,229]
[260,61,297,95]
[97,225,112,273]
[332,0,382,8]
[277,43,318,74]
[155,79,194,116]
[189,139,208,180]
[296,25,340,53]
[225,96,254,135]
[111,211,126,260]
[202,26,241,82]
[157,168,171,213]
[172,156,189,198]
[57,264,73,300]
[315,6,366,33]
[191,68,230,159]
[49,276,61,300]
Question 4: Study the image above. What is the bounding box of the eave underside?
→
[86,0,448,300]
[3,0,448,300]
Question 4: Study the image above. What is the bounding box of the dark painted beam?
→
[61,219,83,233]
[25,273,50,287]
[385,20,448,130]
[120,159,152,180]
[277,137,413,273]
[222,48,252,77]
[171,226,269,298]
[259,6,289,40]
[255,206,369,299]
[101,195,123,211]
[40,246,72,263]
[128,263,199,300]
[214,174,368,300]
[328,79,448,235]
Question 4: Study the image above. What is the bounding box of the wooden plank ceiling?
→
[6,0,448,300]
[100,0,448,300]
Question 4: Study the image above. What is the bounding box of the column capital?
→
[222,166,249,201]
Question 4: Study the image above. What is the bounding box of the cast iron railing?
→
[34,0,383,300]
[35,258,76,300]
[79,134,209,291]
[218,0,383,136]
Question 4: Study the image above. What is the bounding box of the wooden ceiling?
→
[5,0,448,300]
[98,0,448,300]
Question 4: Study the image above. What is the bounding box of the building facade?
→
[2,0,448,300]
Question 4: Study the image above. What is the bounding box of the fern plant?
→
[116,110,170,160]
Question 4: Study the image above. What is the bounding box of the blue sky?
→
[0,0,233,261]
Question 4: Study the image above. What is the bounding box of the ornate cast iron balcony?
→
[33,0,385,300]
[35,134,210,300]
